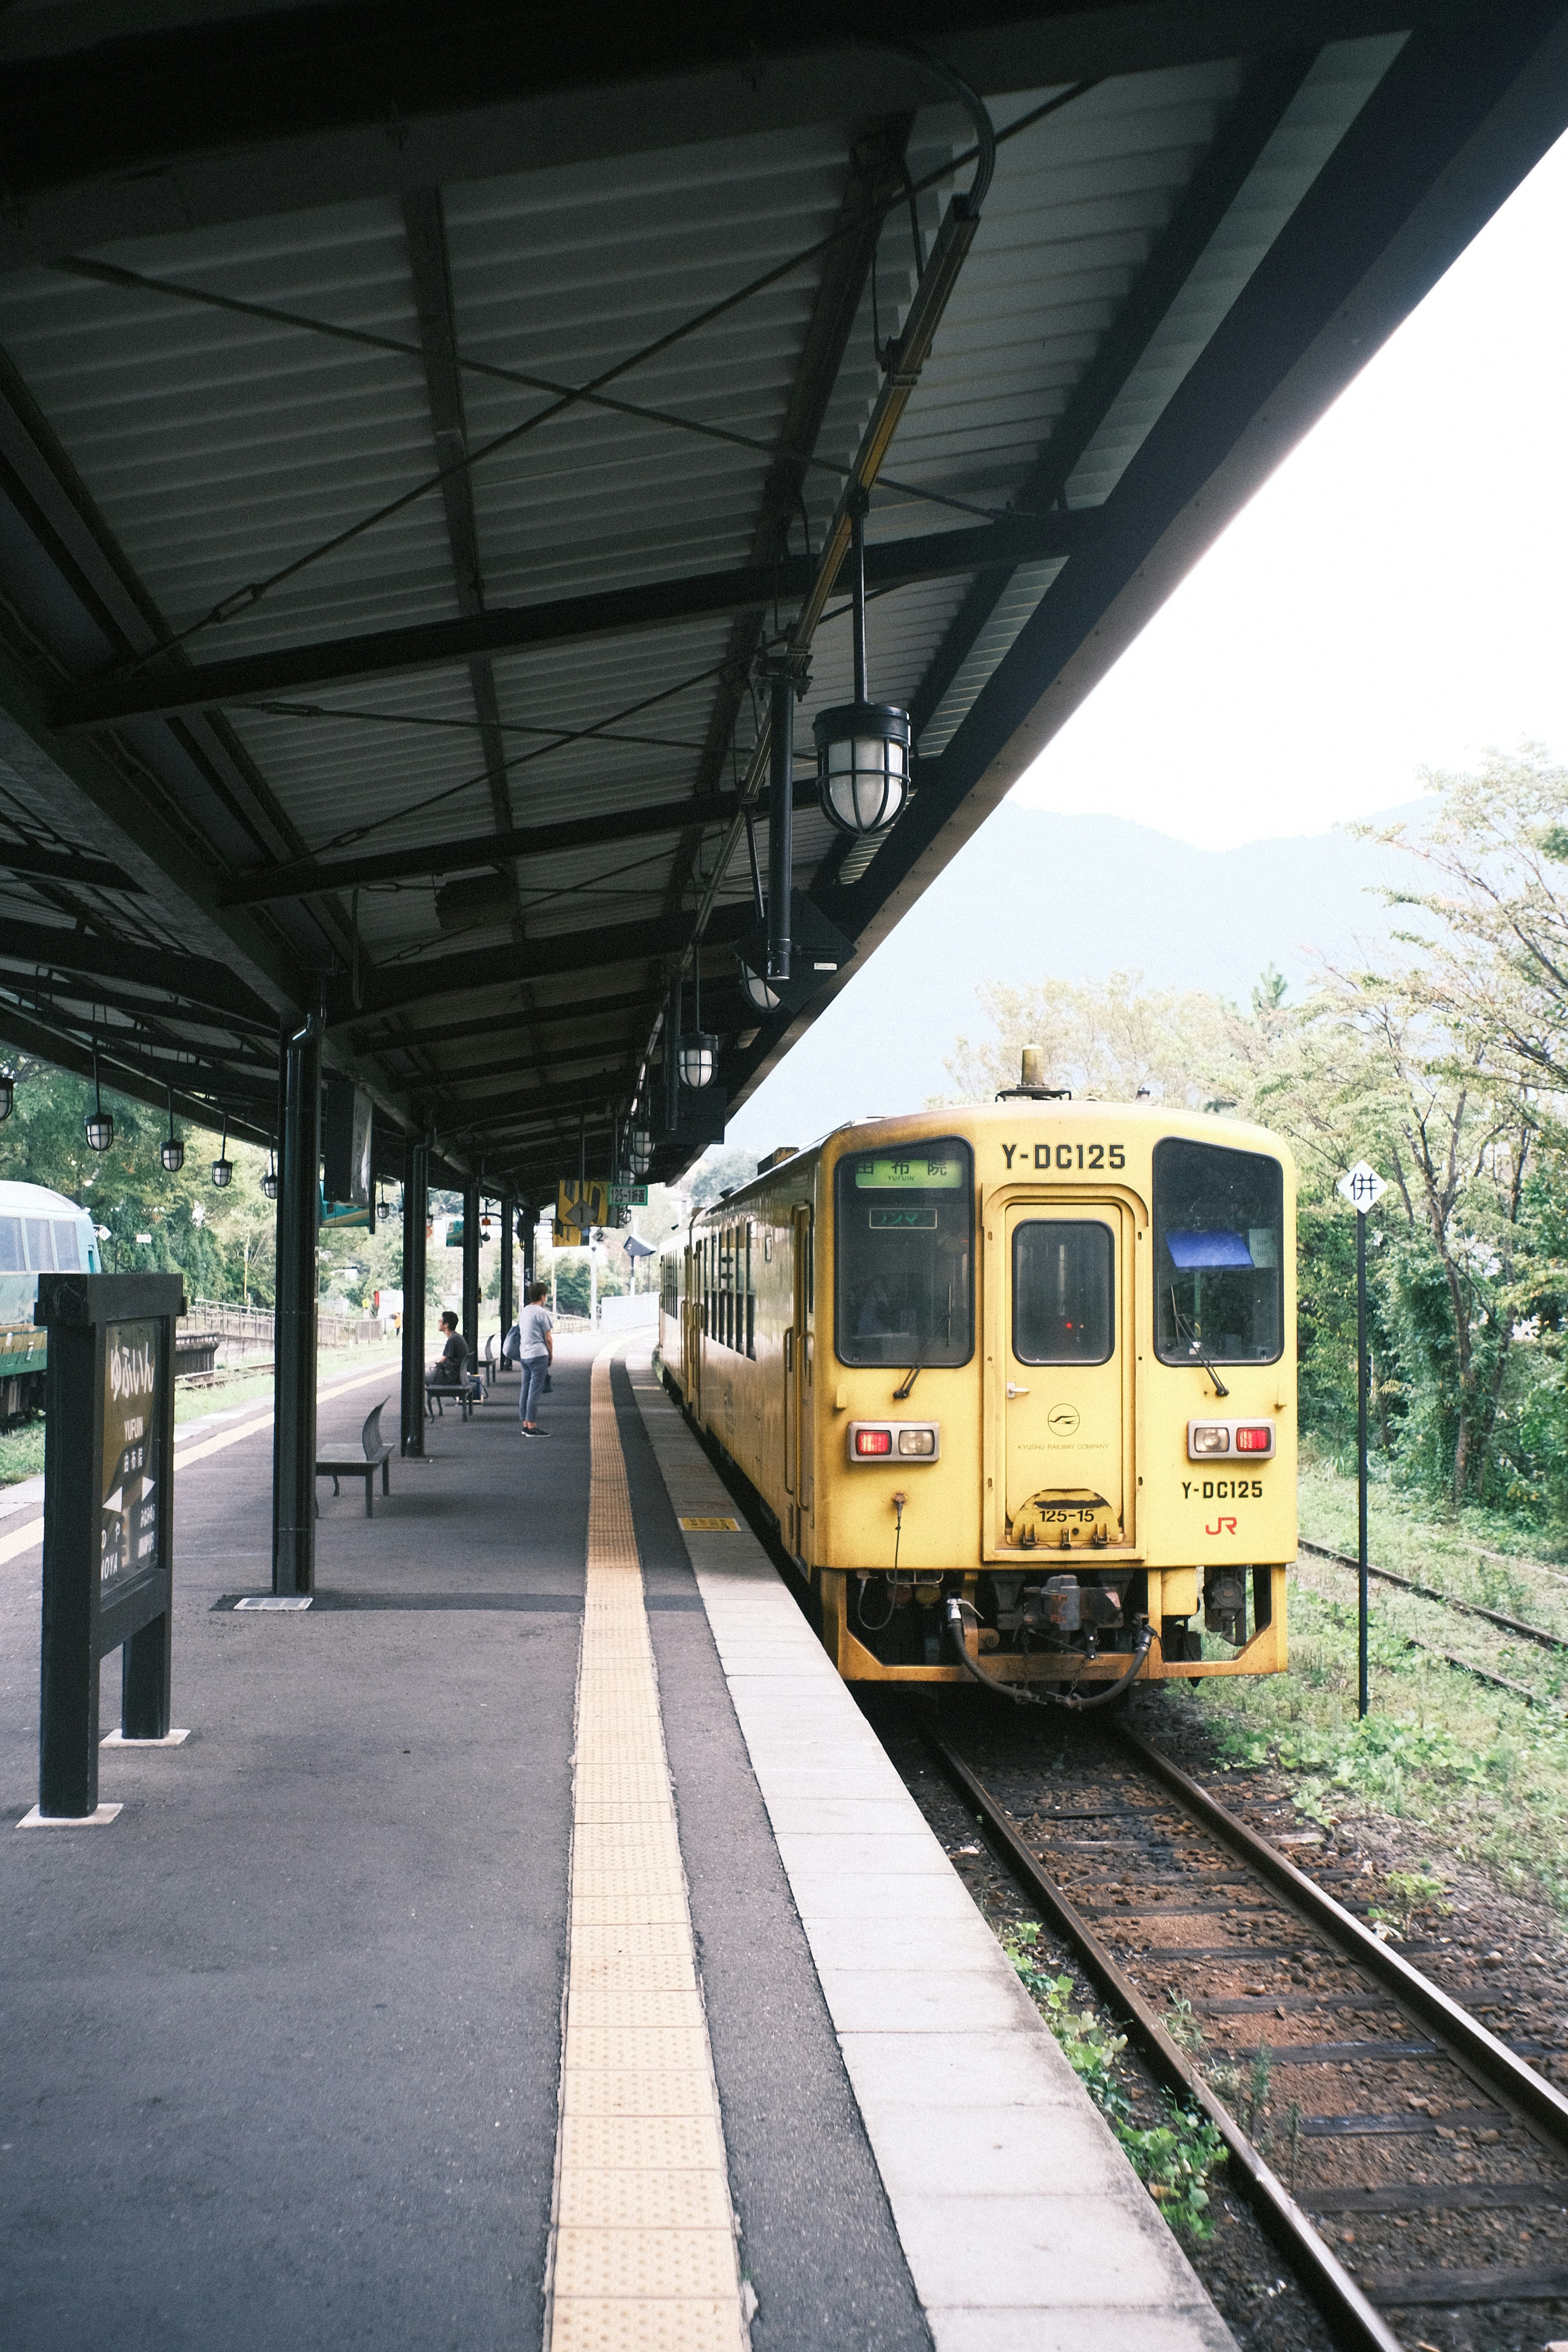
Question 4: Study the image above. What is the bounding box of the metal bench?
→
[483,1332,518,1394]
[425,1378,478,1421]
[316,1398,394,1515]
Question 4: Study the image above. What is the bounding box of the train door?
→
[783,1207,812,1548]
[989,1196,1136,1557]
[686,1238,702,1417]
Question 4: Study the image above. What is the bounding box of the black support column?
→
[499,1196,515,1335]
[461,1180,480,1365]
[401,1135,428,1457]
[272,1013,321,1596]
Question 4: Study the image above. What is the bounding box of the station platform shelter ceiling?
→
[0,2,1564,1206]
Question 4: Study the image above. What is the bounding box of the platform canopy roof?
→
[0,2,1564,1204]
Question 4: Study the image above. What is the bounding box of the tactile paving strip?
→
[544,1341,747,2351]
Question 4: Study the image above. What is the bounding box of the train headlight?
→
[897,1428,935,1457]
[1189,1423,1229,1455]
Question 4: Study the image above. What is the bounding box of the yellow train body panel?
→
[660,1102,1295,1690]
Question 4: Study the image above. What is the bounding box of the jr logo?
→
[1205,1515,1238,1536]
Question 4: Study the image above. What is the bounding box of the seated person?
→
[426,1310,477,1395]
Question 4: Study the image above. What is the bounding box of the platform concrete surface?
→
[1,1352,586,2351]
[0,1332,1238,2350]
[625,1341,1239,2352]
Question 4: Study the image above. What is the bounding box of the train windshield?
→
[1154,1138,1283,1364]
[834,1138,973,1368]
[1013,1221,1114,1363]
[0,1218,21,1273]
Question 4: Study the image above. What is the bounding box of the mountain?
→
[724,798,1433,1153]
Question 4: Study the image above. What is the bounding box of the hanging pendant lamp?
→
[211,1111,233,1189]
[813,486,911,837]
[161,1080,185,1173]
[678,947,717,1091]
[84,1032,114,1152]
[261,1134,278,1201]
[0,1069,14,1122]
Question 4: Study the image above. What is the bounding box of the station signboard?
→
[32,1273,183,1820]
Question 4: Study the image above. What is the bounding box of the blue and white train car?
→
[0,1180,102,1420]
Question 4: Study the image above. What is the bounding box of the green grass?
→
[1298,1439,1568,1642]
[1162,1480,1568,1914]
[1001,1924,1226,2238]
[0,1341,405,1486]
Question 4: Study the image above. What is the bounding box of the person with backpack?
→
[514,1281,554,1436]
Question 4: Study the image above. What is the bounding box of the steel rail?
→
[1116,1726,1568,2155]
[929,1735,1403,2352]
[1298,1536,1568,1655]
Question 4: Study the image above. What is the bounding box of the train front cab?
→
[815,1111,1296,1694]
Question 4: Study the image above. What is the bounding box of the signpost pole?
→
[1336,1160,1384,1722]
[1357,1205,1370,1721]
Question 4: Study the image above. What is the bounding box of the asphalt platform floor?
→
[0,1333,927,2352]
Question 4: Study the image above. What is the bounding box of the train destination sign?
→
[853,1156,964,1189]
[30,1272,183,1821]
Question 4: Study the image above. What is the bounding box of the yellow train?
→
[660,1080,1296,1705]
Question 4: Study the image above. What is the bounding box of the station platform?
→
[1,1332,1235,2352]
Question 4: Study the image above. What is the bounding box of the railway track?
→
[931,1721,1568,2352]
[1297,1537,1568,1712]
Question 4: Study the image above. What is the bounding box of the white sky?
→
[1008,124,1568,849]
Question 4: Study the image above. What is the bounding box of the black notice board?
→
[36,1273,183,1817]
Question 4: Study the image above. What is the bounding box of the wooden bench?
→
[316,1399,394,1515]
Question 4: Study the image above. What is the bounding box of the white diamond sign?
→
[1337,1160,1387,1214]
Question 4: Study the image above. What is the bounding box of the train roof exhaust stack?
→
[997,1045,1070,1103]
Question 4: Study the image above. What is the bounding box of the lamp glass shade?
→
[813,701,911,837]
[628,1125,651,1158]
[211,1156,233,1189]
[261,1170,278,1201]
[629,1145,652,1176]
[0,1075,13,1121]
[678,1032,718,1091]
[160,1137,185,1173]
[85,1109,114,1152]
[737,957,779,1014]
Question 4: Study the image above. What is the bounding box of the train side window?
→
[1013,1221,1114,1364]
[24,1216,53,1272]
[1154,1138,1283,1365]
[51,1221,81,1271]
[745,1222,755,1359]
[0,1217,21,1273]
[834,1137,974,1368]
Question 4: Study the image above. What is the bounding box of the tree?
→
[943,971,1245,1108]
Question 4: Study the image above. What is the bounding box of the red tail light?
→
[1234,1425,1272,1453]
[855,1428,893,1456]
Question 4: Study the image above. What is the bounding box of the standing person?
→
[516,1280,554,1436]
